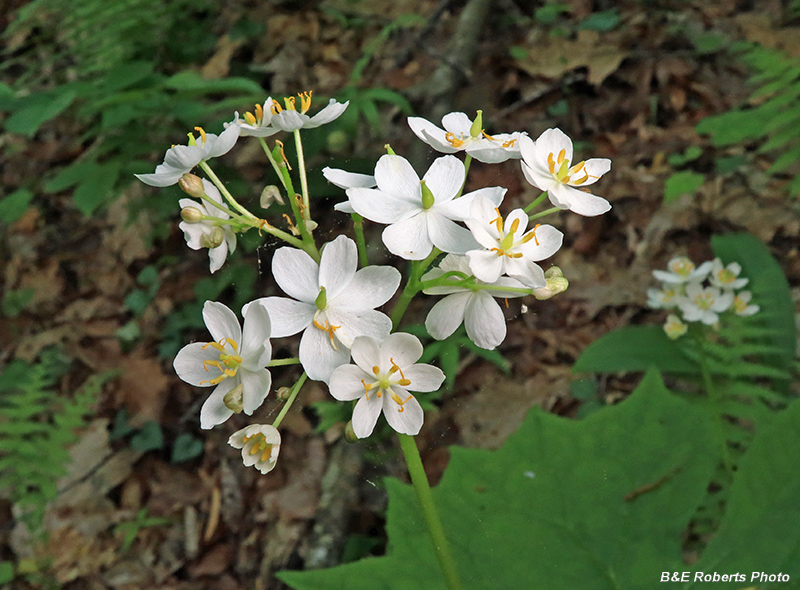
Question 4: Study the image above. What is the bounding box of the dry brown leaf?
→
[202,35,244,79]
[115,353,169,424]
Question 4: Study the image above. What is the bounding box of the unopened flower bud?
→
[223,384,244,413]
[305,219,318,232]
[181,206,204,223]
[344,420,359,443]
[201,227,224,249]
[260,185,284,208]
[532,266,569,300]
[178,173,205,198]
[276,386,293,401]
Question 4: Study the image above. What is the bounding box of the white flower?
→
[464,194,563,288]
[647,284,684,309]
[328,333,444,438]
[422,254,528,350]
[677,283,734,325]
[732,291,759,317]
[322,166,376,215]
[136,125,240,187]
[345,154,505,260]
[251,236,400,383]
[408,111,525,163]
[519,128,611,217]
[179,180,236,273]
[228,92,348,136]
[228,424,281,474]
[174,301,272,429]
[653,257,713,284]
[708,258,749,290]
[663,314,688,340]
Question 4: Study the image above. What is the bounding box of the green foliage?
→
[114,508,171,552]
[696,43,800,196]
[0,350,116,531]
[280,371,719,588]
[664,170,704,203]
[0,189,34,224]
[311,400,353,434]
[1,288,35,318]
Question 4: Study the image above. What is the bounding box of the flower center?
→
[693,291,715,310]
[243,103,265,126]
[420,180,435,209]
[270,91,314,115]
[243,432,275,463]
[488,208,540,258]
[546,150,589,185]
[733,294,747,313]
[360,358,413,412]
[717,268,736,284]
[313,310,341,349]
[668,257,695,277]
[187,126,208,147]
[200,338,243,385]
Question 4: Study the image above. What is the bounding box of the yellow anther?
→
[202,341,226,352]
[502,139,517,148]
[194,126,207,144]
[275,140,292,170]
[509,218,520,234]
[491,208,504,234]
[372,366,380,375]
[284,96,297,111]
[244,111,257,125]
[547,153,556,174]
[390,391,413,413]
[260,447,272,462]
[270,100,283,115]
[557,149,566,165]
[504,298,509,308]
[481,130,496,141]
[312,314,341,348]
[445,132,465,148]
[249,443,262,456]
[254,103,263,121]
[298,91,313,113]
[491,247,506,257]
[203,360,223,372]
[398,378,411,386]
[521,224,541,246]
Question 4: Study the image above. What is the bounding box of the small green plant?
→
[0,349,116,532]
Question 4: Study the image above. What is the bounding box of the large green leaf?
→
[711,233,796,387]
[688,399,800,588]
[573,325,699,375]
[279,370,716,589]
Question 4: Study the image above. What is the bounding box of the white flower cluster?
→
[138,93,613,474]
[648,256,759,339]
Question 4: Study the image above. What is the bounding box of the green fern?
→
[697,43,800,196]
[0,349,116,531]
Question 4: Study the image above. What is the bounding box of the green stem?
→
[696,339,733,473]
[523,192,549,213]
[293,129,311,220]
[352,213,369,268]
[199,162,256,220]
[277,163,320,261]
[258,137,288,190]
[272,372,308,429]
[198,194,250,225]
[454,154,472,199]
[390,249,441,330]
[398,434,464,590]
[267,358,301,367]
[528,206,561,221]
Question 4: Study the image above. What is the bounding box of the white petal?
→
[466,250,504,283]
[441,112,473,134]
[135,166,185,187]
[322,167,376,189]
[241,302,272,369]
[382,389,423,435]
[382,214,433,260]
[402,364,445,392]
[521,161,557,193]
[164,145,205,170]
[466,144,515,164]
[331,266,401,311]
[347,187,420,224]
[379,332,423,368]
[173,342,220,386]
[518,134,537,165]
[272,246,320,303]
[549,183,611,217]
[319,236,358,300]
[273,110,308,131]
[258,297,315,338]
[569,158,610,187]
[200,378,236,429]
[517,224,563,261]
[334,200,355,214]
[408,117,454,152]
[299,325,351,383]
[441,187,506,222]
[329,364,372,401]
[425,293,470,340]
[504,208,529,234]
[374,154,421,200]
[534,128,574,167]
[328,308,392,349]
[239,368,272,414]
[208,243,228,274]
[205,124,240,158]
[427,213,478,254]
[464,291,506,350]
[351,394,382,438]
[349,335,382,373]
[203,301,241,344]
[422,155,464,204]
[505,258,546,288]
[305,99,348,128]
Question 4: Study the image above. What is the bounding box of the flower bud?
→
[201,227,224,249]
[178,173,205,198]
[260,185,284,208]
[344,420,359,443]
[305,219,318,232]
[276,386,293,401]
[532,266,569,300]
[181,206,204,223]
[223,384,244,413]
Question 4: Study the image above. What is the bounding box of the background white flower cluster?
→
[648,256,759,339]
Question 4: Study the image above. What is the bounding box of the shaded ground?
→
[2,0,800,588]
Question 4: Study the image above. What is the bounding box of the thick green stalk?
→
[267,358,301,367]
[272,372,308,429]
[258,137,288,190]
[199,162,256,220]
[352,213,369,268]
[528,206,561,221]
[523,192,548,213]
[293,129,311,220]
[398,434,464,590]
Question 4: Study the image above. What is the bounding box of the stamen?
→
[481,130,496,141]
[312,313,341,348]
[260,447,272,462]
[390,391,413,413]
[298,91,313,113]
[244,112,257,125]
[502,139,517,148]
[445,132,465,148]
[509,218,520,234]
[202,341,226,352]
[275,140,292,170]
[504,298,509,308]
[284,96,297,111]
[194,126,207,144]
[547,153,556,174]
[490,247,507,257]
[372,366,380,375]
[254,103,263,122]
[521,224,541,246]
[203,360,223,372]
[270,100,283,115]
[491,208,504,234]
[557,149,566,165]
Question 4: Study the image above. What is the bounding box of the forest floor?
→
[2,0,800,589]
